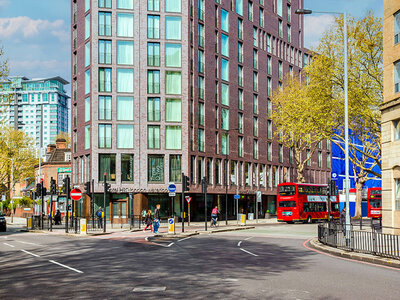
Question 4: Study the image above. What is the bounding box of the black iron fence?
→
[318,222,400,260]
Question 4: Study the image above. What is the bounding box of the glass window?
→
[238,136,243,157]
[117,96,134,120]
[238,19,243,39]
[165,0,181,12]
[238,42,243,63]
[99,0,112,8]
[165,43,181,67]
[98,124,112,148]
[259,8,264,27]
[221,59,229,81]
[221,132,229,155]
[165,16,181,40]
[198,102,204,126]
[278,20,283,37]
[238,66,243,86]
[198,128,204,151]
[85,125,90,150]
[85,97,90,122]
[121,154,134,182]
[85,14,90,40]
[248,1,253,21]
[238,89,243,109]
[148,0,160,11]
[99,68,112,92]
[99,96,112,120]
[147,70,160,94]
[147,42,160,66]
[268,142,272,161]
[165,126,182,149]
[267,34,271,52]
[117,41,134,65]
[306,149,310,166]
[99,40,112,64]
[221,83,229,106]
[395,12,400,44]
[117,0,134,9]
[85,42,90,67]
[267,120,272,139]
[236,0,243,16]
[148,97,160,121]
[198,76,204,99]
[253,27,257,46]
[117,69,134,93]
[221,108,229,130]
[221,9,229,32]
[253,49,258,69]
[396,179,400,210]
[253,140,258,159]
[85,69,90,94]
[198,50,204,73]
[394,120,400,140]
[395,61,400,93]
[99,154,116,182]
[198,24,204,47]
[170,155,182,182]
[253,94,258,114]
[253,117,258,136]
[238,112,243,133]
[198,0,204,21]
[148,155,164,182]
[98,12,112,36]
[166,99,181,122]
[253,72,258,92]
[221,34,229,57]
[85,0,90,11]
[147,15,160,39]
[117,13,134,37]
[277,0,282,16]
[166,71,181,94]
[148,125,160,149]
[117,125,134,148]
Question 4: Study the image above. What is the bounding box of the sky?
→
[0,0,383,93]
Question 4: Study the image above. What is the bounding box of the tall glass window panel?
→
[85,97,90,122]
[117,69,134,93]
[236,0,243,16]
[277,0,282,17]
[147,15,160,39]
[198,128,204,152]
[238,66,243,87]
[238,112,243,133]
[117,41,134,65]
[221,83,229,106]
[117,96,134,120]
[165,0,181,12]
[85,14,90,39]
[198,24,204,47]
[147,97,160,121]
[121,154,134,183]
[85,42,90,67]
[238,19,243,39]
[148,125,160,149]
[165,99,181,122]
[99,68,112,92]
[221,59,229,82]
[99,40,112,64]
[99,0,112,8]
[394,120,400,140]
[165,43,181,67]
[198,50,204,73]
[117,0,133,9]
[238,89,243,109]
[198,76,204,99]
[147,70,160,94]
[221,133,229,155]
[99,154,116,182]
[85,69,90,95]
[148,155,164,182]
[85,125,90,150]
[169,155,182,182]
[395,61,400,93]
[165,16,181,40]
[148,0,160,11]
[98,124,112,148]
[117,125,134,148]
[396,12,400,44]
[238,136,243,157]
[253,140,258,159]
[165,126,182,149]
[147,42,160,66]
[396,179,400,210]
[221,108,229,130]
[238,42,243,62]
[198,102,204,126]
[165,71,181,94]
[85,0,90,11]
[221,34,229,57]
[99,96,112,120]
[221,9,229,32]
[117,13,134,37]
[98,12,111,36]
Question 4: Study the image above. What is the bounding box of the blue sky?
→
[0,0,383,92]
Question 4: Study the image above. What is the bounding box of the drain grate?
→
[132,287,167,292]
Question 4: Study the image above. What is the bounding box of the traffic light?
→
[41,187,47,198]
[84,181,91,195]
[182,174,190,192]
[36,183,42,196]
[201,177,207,194]
[330,180,337,196]
[105,182,111,193]
[63,176,70,195]
[50,178,57,195]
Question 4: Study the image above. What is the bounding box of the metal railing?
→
[318,222,400,260]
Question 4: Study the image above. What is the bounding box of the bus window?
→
[369,199,381,208]
[370,190,381,195]
[278,185,296,196]
[278,201,296,207]
[331,203,340,212]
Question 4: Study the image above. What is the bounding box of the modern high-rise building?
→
[71,0,331,223]
[0,76,70,148]
[381,0,400,234]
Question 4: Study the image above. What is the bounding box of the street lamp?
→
[296,8,350,245]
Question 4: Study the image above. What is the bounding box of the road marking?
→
[167,242,174,247]
[244,236,253,241]
[240,248,258,257]
[133,287,167,292]
[3,243,14,248]
[17,241,40,246]
[177,237,191,242]
[21,249,40,257]
[237,241,242,247]
[145,237,149,241]
[224,278,239,282]
[49,260,83,274]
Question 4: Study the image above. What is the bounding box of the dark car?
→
[0,213,6,232]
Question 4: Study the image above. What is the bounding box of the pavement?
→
[1,223,400,299]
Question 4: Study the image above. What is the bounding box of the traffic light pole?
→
[91,179,95,228]
[65,176,70,233]
[181,172,185,233]
[103,174,107,233]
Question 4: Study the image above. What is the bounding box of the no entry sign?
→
[70,188,82,201]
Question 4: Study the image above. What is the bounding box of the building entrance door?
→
[111,200,128,224]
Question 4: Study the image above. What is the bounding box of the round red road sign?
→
[70,188,83,201]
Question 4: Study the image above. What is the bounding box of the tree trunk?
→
[297,169,305,183]
[354,181,364,219]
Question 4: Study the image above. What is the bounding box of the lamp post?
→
[296,8,350,245]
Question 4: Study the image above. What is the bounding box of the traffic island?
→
[155,225,255,238]
[309,238,400,269]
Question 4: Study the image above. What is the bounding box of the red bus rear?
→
[367,188,381,219]
[277,183,340,223]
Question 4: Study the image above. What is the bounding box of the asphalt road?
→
[1,224,400,299]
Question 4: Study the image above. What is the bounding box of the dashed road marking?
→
[17,241,40,246]
[49,260,83,274]
[240,248,258,257]
[244,236,253,241]
[21,249,40,257]
[177,237,191,242]
[3,243,14,248]
[133,286,167,292]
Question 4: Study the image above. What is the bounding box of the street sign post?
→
[185,196,192,225]
[256,191,262,223]
[185,196,192,203]
[168,218,174,234]
[331,172,338,181]
[168,183,176,193]
[70,189,82,201]
[169,192,176,197]
[234,194,240,199]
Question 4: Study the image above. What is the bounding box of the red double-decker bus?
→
[277,183,340,223]
[367,188,382,219]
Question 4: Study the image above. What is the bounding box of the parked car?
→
[0,213,6,232]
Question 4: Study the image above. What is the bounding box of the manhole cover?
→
[133,287,167,292]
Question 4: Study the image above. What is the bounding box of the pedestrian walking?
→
[340,207,346,234]
[143,210,153,232]
[54,209,61,225]
[210,206,219,227]
[153,204,161,234]
[96,207,103,229]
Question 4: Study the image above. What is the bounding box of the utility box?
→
[240,214,246,226]
[80,218,87,234]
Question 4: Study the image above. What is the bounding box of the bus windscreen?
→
[278,201,296,207]
[278,185,296,196]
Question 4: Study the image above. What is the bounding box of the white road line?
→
[145,237,149,241]
[167,242,174,247]
[49,260,83,274]
[237,241,242,247]
[21,249,40,257]
[17,241,40,246]
[240,248,258,257]
[177,237,191,242]
[3,243,14,248]
[244,236,253,241]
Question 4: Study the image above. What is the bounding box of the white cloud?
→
[0,0,10,8]
[304,14,335,49]
[0,16,66,39]
[9,59,69,79]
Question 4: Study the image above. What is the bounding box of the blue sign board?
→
[234,194,240,200]
[331,172,338,180]
[168,184,176,193]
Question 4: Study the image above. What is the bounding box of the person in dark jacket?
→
[96,207,103,228]
[54,210,61,225]
[143,210,153,232]
[340,207,346,233]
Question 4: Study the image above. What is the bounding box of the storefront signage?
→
[58,167,71,173]
[108,187,169,194]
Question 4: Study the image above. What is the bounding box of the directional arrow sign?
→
[70,188,82,201]
[185,196,192,203]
